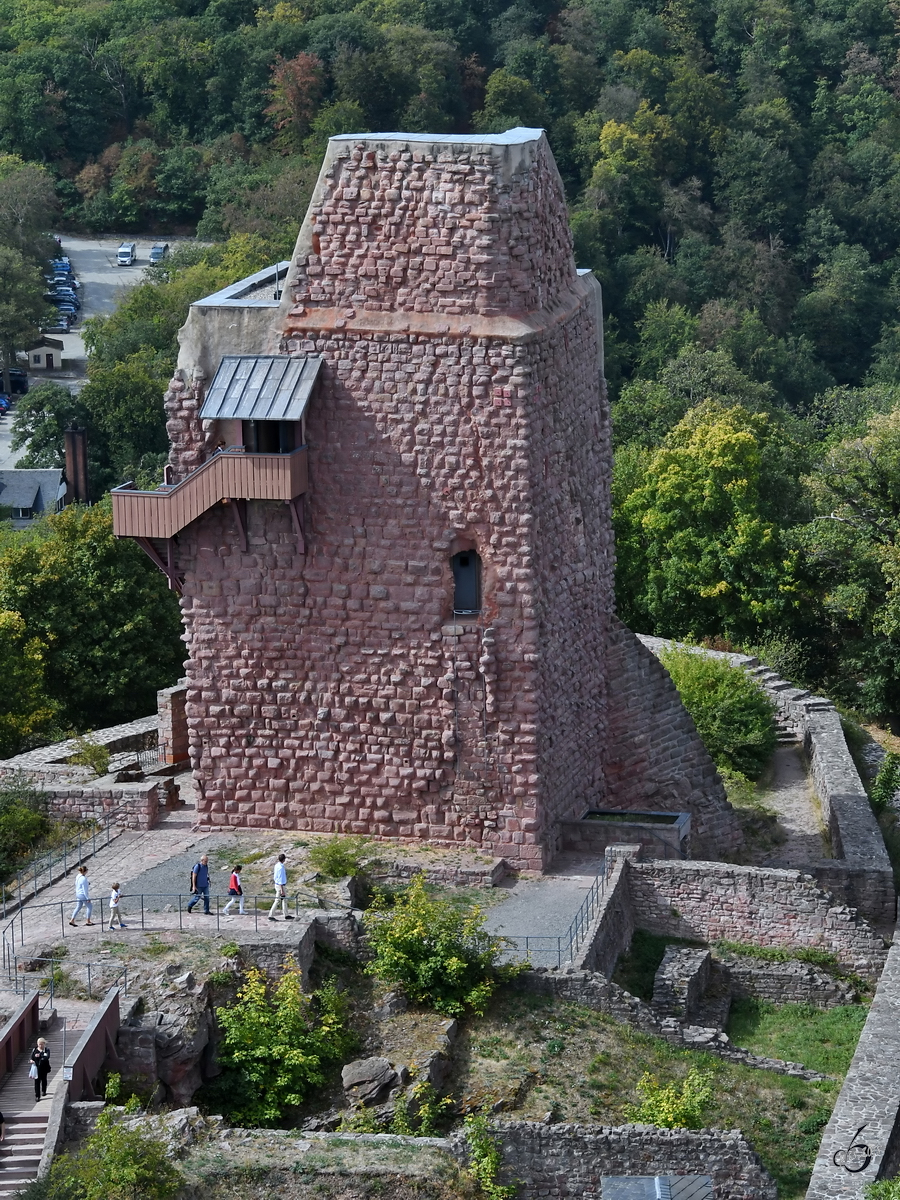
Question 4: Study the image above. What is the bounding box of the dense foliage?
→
[0,775,49,879]
[622,1067,715,1129]
[22,1106,182,1200]
[659,645,777,779]
[0,501,183,735]
[208,959,354,1126]
[365,873,516,1017]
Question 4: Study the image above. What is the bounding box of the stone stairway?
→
[0,1005,91,1196]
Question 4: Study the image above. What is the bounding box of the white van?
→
[117,242,136,266]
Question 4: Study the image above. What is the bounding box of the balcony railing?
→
[111,446,308,541]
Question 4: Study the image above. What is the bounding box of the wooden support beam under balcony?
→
[111,446,308,542]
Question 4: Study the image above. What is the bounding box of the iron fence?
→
[500,864,607,969]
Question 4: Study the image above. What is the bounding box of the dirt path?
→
[753,743,830,868]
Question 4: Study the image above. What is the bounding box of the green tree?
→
[0,611,56,756]
[0,502,183,730]
[616,400,801,640]
[473,69,549,131]
[212,959,353,1126]
[0,245,50,393]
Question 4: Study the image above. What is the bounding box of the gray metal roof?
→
[199,355,322,422]
[0,469,65,512]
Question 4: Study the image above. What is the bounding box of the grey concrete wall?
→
[604,619,741,860]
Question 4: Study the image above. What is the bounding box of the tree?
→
[0,611,56,756]
[0,502,183,730]
[211,960,353,1126]
[265,53,324,152]
[473,69,549,131]
[0,246,49,394]
[616,401,801,640]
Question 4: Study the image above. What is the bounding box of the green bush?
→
[622,1067,715,1129]
[0,775,49,880]
[206,956,353,1126]
[660,645,777,779]
[307,835,371,878]
[866,1181,900,1198]
[870,751,900,813]
[28,1106,182,1200]
[68,734,110,778]
[364,873,518,1018]
[464,1114,517,1200]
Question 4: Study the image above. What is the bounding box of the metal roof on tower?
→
[199,355,323,423]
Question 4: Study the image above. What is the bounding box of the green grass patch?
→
[612,929,705,1002]
[727,998,867,1075]
[453,989,840,1200]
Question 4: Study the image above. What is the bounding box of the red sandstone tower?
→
[114,129,613,869]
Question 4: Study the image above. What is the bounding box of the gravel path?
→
[754,743,830,867]
[483,858,604,967]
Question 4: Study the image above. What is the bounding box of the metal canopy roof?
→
[200,355,323,423]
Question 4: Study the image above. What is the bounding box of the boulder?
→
[341,1056,399,1104]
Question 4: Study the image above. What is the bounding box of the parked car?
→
[43,317,72,333]
[46,290,80,307]
[8,367,28,395]
[117,242,136,265]
[0,395,11,413]
[149,242,169,264]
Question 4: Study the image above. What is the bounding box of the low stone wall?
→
[572,850,634,977]
[515,970,828,1080]
[604,619,742,860]
[560,813,687,860]
[637,636,896,927]
[629,859,886,977]
[480,1120,777,1199]
[0,715,159,782]
[807,942,900,1197]
[652,947,711,1021]
[45,779,164,830]
[718,952,858,1008]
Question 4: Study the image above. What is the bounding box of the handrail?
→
[0,992,40,1080]
[498,863,607,969]
[111,445,308,540]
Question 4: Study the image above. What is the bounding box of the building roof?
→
[0,469,65,513]
[330,127,545,145]
[199,355,323,423]
[192,262,290,309]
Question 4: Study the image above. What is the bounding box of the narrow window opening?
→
[242,420,297,454]
[452,550,482,614]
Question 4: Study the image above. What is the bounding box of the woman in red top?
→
[223,865,245,915]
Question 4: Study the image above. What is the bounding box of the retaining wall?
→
[719,953,857,1008]
[604,619,741,859]
[629,859,886,977]
[807,942,900,1198]
[637,636,896,927]
[481,1120,777,1199]
[571,849,634,977]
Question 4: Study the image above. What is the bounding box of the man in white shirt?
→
[268,854,294,922]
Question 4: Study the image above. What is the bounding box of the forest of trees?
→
[6,0,900,733]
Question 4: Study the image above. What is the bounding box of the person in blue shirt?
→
[188,854,211,914]
[268,853,294,922]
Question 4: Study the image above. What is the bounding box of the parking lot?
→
[1,234,185,469]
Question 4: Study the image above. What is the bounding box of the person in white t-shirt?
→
[268,854,294,922]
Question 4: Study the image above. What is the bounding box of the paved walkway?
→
[753,743,830,867]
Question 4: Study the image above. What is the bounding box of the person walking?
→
[29,1038,50,1101]
[268,854,294,922]
[223,864,245,915]
[107,882,126,929]
[187,855,211,914]
[69,865,93,926]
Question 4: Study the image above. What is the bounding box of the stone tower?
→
[115,129,615,869]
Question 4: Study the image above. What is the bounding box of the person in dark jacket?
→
[30,1038,50,1100]
[187,855,211,914]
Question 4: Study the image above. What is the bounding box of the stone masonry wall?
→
[481,1121,777,1199]
[172,132,611,868]
[651,947,711,1021]
[158,682,189,765]
[629,860,886,976]
[637,636,896,925]
[604,619,741,859]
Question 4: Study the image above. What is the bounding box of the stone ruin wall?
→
[169,133,612,868]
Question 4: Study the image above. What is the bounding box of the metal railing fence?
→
[500,863,608,969]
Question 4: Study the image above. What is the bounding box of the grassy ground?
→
[450,988,840,1199]
[727,999,868,1076]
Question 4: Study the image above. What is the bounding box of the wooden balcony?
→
[112,446,308,541]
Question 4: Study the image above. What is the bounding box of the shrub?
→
[36,1105,182,1200]
[866,1181,900,1198]
[307,834,371,878]
[659,645,777,779]
[0,775,49,880]
[208,956,353,1126]
[870,751,900,813]
[464,1114,517,1200]
[623,1066,715,1129]
[364,873,517,1017]
[68,734,110,778]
